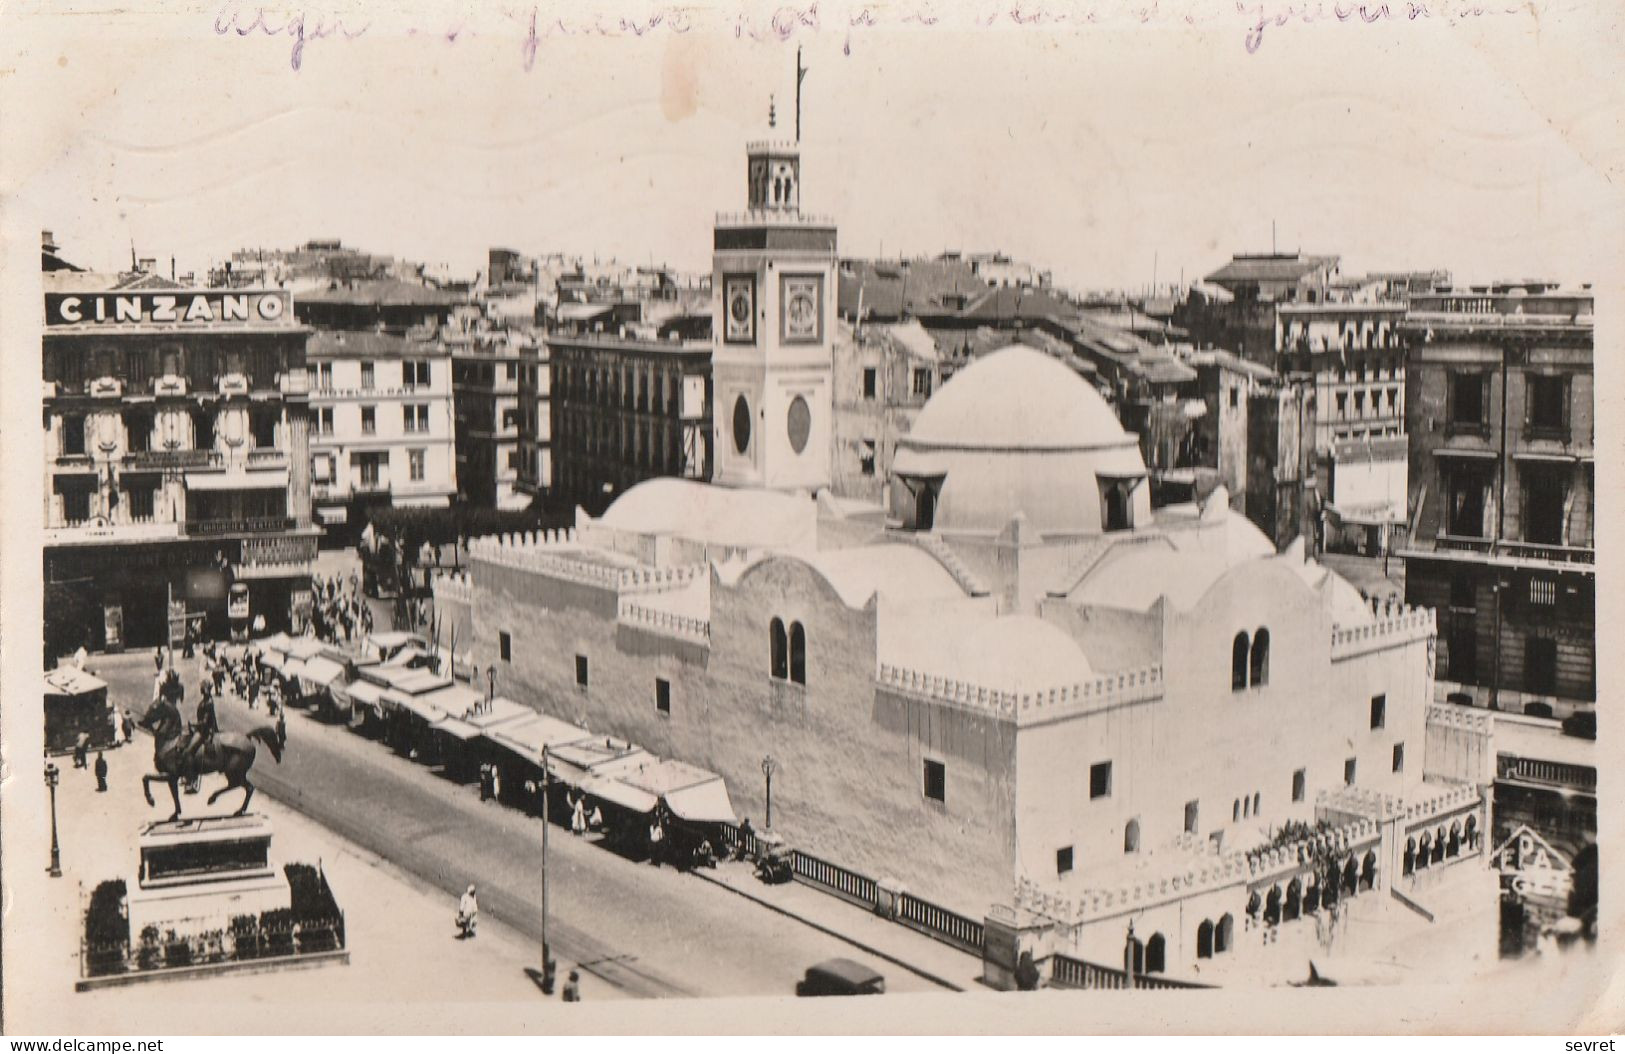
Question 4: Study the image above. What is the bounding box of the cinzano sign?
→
[46,290,292,328]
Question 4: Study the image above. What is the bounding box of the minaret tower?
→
[711,85,836,492]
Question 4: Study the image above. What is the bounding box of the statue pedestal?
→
[127,814,291,939]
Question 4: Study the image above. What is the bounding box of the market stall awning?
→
[431,715,483,741]
[582,774,659,814]
[417,682,486,720]
[482,713,593,766]
[345,680,386,711]
[662,778,738,825]
[285,637,326,660]
[45,666,108,698]
[299,656,346,687]
[261,652,288,673]
[281,657,308,680]
[385,690,446,723]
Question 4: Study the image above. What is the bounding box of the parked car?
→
[796,958,886,996]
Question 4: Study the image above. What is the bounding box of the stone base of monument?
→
[77,813,348,991]
[126,814,292,938]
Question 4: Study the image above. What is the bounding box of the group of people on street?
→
[309,573,372,647]
[70,731,109,792]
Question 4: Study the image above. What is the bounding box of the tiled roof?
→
[297,279,467,307]
[838,258,986,319]
[1205,254,1339,285]
[306,329,445,359]
[955,285,1080,323]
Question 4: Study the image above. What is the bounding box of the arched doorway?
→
[1264,885,1282,925]
[1417,833,1432,869]
[1216,914,1234,954]
[1404,837,1417,875]
[1196,919,1215,959]
[1361,850,1378,890]
[1342,857,1359,895]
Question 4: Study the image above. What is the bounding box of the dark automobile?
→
[795,958,886,996]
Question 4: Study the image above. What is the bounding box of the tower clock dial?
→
[724,275,755,343]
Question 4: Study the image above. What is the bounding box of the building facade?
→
[42,275,318,655]
[546,327,712,515]
[442,343,1477,981]
[307,329,457,532]
[1398,286,1595,718]
[451,323,530,510]
[829,319,942,507]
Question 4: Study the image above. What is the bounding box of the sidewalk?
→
[10,717,621,1035]
[694,860,984,992]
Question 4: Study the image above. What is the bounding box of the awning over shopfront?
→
[385,689,448,723]
[418,682,486,720]
[299,656,347,687]
[546,738,652,787]
[662,777,738,825]
[582,774,659,814]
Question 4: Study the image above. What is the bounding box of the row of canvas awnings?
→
[480,711,737,824]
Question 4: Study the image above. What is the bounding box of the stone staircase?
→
[900,532,990,597]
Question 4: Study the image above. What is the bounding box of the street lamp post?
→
[761,754,778,831]
[44,761,62,877]
[486,665,496,714]
[540,743,555,994]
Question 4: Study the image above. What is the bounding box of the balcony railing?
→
[184,516,295,537]
[53,454,95,471]
[246,449,287,469]
[1426,535,1594,567]
[242,534,319,567]
[353,478,391,494]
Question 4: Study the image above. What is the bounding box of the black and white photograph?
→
[0,0,1619,1037]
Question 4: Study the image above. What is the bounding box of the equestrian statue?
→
[140,670,283,821]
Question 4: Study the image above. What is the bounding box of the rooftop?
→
[1205,253,1340,286]
[297,279,468,307]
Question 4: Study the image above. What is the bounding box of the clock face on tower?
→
[780,275,821,343]
[724,275,755,343]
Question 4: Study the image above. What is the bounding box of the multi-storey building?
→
[829,318,943,507]
[306,329,457,533]
[546,320,713,516]
[451,323,531,510]
[515,336,553,505]
[1398,285,1595,718]
[1277,302,1409,450]
[293,279,465,332]
[42,272,318,656]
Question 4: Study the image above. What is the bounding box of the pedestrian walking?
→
[735,817,755,861]
[456,884,478,939]
[276,710,288,751]
[121,709,135,743]
[73,731,90,769]
[571,794,587,836]
[94,751,108,792]
[562,970,581,1002]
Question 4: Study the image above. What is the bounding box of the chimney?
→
[138,258,157,275]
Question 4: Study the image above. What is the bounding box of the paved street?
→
[100,650,955,1000]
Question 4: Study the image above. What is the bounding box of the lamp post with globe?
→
[44,760,62,877]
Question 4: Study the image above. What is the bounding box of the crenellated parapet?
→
[617,563,709,595]
[1330,606,1435,661]
[875,663,1163,725]
[617,599,712,644]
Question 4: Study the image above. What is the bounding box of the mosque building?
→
[436,135,1489,982]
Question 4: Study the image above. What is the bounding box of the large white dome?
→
[907,345,1133,450]
[891,345,1149,537]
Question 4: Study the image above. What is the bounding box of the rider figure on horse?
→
[183,683,220,779]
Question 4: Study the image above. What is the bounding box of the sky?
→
[4,0,1623,292]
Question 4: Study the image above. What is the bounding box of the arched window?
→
[770,618,787,680]
[1361,850,1378,890]
[1252,792,1261,816]
[1284,877,1302,922]
[1342,857,1359,894]
[1124,819,1140,854]
[1432,826,1447,864]
[1233,799,1241,822]
[1196,920,1214,959]
[789,621,806,685]
[1145,933,1166,974]
[1417,833,1432,869]
[1232,632,1250,691]
[1249,628,1270,687]
[1264,885,1282,925]
[916,484,936,531]
[1216,914,1234,954]
[1403,837,1417,875]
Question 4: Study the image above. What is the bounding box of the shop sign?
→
[47,290,292,329]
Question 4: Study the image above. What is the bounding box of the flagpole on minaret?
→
[795,46,807,143]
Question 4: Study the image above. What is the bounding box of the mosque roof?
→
[879,604,1094,689]
[597,478,816,552]
[903,345,1134,452]
[805,545,967,608]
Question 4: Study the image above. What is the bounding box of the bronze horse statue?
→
[139,677,282,821]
